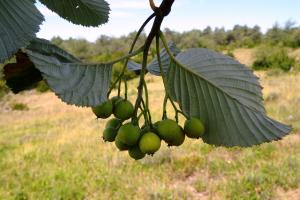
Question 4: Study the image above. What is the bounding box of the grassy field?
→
[1,67,300,199]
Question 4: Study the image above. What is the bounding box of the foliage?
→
[165,47,290,147]
[10,102,29,111]
[0,0,293,148]
[0,65,9,100]
[253,46,296,71]
[0,0,44,63]
[36,81,50,93]
[0,79,9,100]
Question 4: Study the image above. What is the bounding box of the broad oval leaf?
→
[26,50,112,107]
[27,38,80,63]
[167,48,291,147]
[0,0,44,63]
[40,0,110,27]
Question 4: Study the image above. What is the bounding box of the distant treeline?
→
[51,21,300,61]
[1,22,299,98]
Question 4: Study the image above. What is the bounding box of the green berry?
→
[184,117,205,139]
[115,137,130,151]
[128,146,145,160]
[92,100,113,119]
[116,123,140,146]
[111,96,123,106]
[114,100,134,120]
[105,118,122,129]
[157,119,185,146]
[139,132,161,155]
[103,127,118,142]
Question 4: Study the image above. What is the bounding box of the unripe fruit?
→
[92,100,113,119]
[184,117,205,139]
[105,118,122,129]
[111,96,123,106]
[139,132,161,155]
[103,127,118,142]
[170,127,185,146]
[116,123,140,146]
[157,119,185,146]
[128,146,145,160]
[115,137,130,151]
[114,100,134,120]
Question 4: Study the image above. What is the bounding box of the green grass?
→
[1,72,300,200]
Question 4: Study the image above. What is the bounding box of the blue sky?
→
[36,0,300,42]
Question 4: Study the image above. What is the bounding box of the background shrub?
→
[36,81,50,93]
[253,46,296,71]
[0,65,9,100]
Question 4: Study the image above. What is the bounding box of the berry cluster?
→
[92,96,205,160]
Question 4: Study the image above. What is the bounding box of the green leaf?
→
[167,48,291,147]
[25,48,112,107]
[0,0,44,63]
[40,0,110,27]
[4,38,80,94]
[148,42,180,76]
[27,38,80,63]
[127,60,142,72]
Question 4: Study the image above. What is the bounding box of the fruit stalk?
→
[133,0,175,122]
[155,34,187,122]
[107,13,156,98]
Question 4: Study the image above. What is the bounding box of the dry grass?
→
[233,48,255,66]
[1,71,300,199]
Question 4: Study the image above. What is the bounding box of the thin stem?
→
[107,45,144,97]
[157,32,189,120]
[107,13,156,98]
[143,79,152,125]
[156,35,167,86]
[133,50,149,120]
[159,31,176,61]
[117,80,121,96]
[124,78,128,100]
[133,0,175,122]
[140,100,149,126]
[137,111,144,121]
[106,46,144,65]
[162,94,168,120]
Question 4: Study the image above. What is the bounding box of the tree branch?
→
[133,0,175,123]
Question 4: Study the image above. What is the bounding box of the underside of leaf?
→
[39,0,110,27]
[167,48,291,147]
[25,49,112,107]
[0,0,44,63]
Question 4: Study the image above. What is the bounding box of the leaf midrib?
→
[169,54,266,115]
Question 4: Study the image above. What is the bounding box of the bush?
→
[10,102,29,111]
[36,81,50,93]
[253,46,296,71]
[0,64,9,100]
[0,79,9,100]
